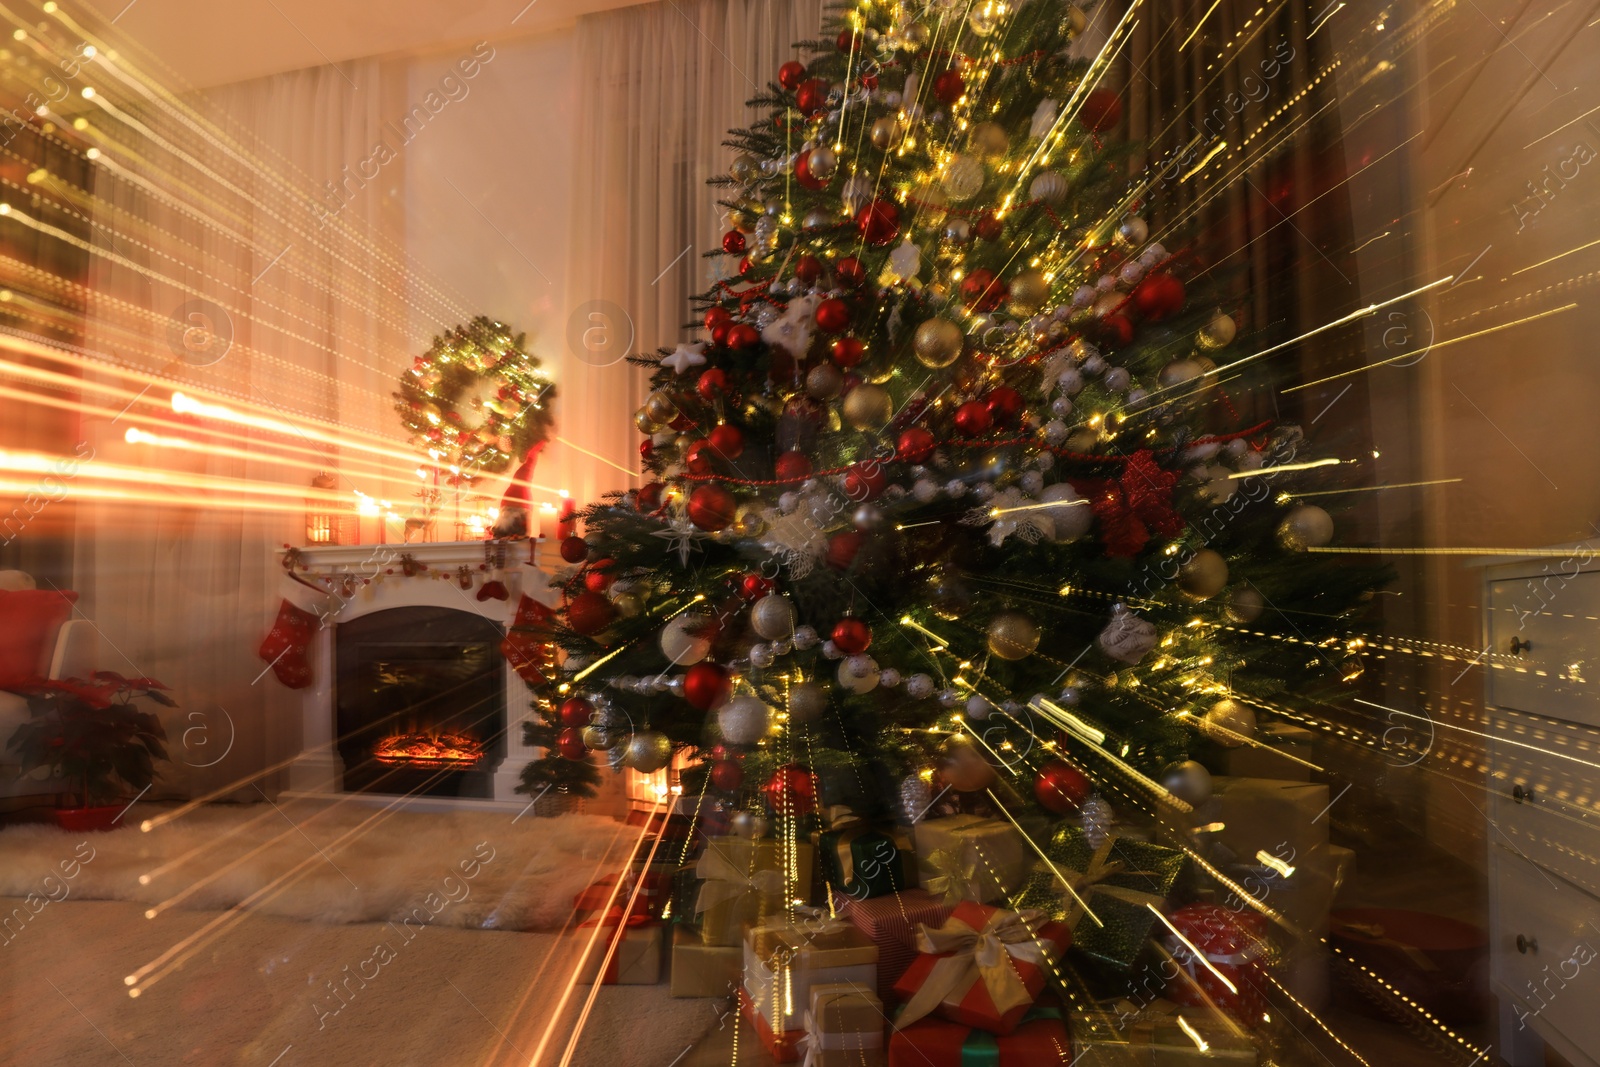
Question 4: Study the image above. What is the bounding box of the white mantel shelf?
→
[276,539,564,812]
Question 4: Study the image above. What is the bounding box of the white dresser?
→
[1483,550,1600,1067]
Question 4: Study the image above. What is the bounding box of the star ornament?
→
[661,343,707,375]
[649,506,707,567]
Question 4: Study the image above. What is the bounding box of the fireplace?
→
[334,607,506,799]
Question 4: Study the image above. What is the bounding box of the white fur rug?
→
[0,801,645,930]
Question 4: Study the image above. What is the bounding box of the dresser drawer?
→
[1488,574,1600,726]
[1490,851,1600,1065]
[1489,714,1600,897]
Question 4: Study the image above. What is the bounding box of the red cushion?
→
[0,589,78,689]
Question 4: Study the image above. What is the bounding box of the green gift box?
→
[815,823,907,900]
[1015,826,1187,969]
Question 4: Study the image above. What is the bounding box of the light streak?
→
[1354,699,1600,772]
[1289,478,1462,497]
[1179,0,1223,48]
[1255,850,1295,878]
[900,616,952,651]
[1513,238,1600,275]
[1147,905,1238,993]
[980,787,1102,928]
[1028,696,1107,746]
[1225,457,1342,479]
[1305,546,1591,557]
[1175,1016,1210,1052]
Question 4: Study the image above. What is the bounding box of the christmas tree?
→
[537,0,1387,829]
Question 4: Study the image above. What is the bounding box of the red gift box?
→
[887,1007,1072,1067]
[1164,903,1270,1021]
[891,901,1070,1035]
[838,889,952,1000]
[574,869,672,918]
[739,984,804,1062]
[576,909,663,985]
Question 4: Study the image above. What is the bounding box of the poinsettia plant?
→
[6,672,173,809]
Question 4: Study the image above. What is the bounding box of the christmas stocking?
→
[500,594,554,684]
[258,597,317,689]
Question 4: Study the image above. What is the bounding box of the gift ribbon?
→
[694,846,788,918]
[798,1005,885,1067]
[793,904,853,938]
[947,1004,1063,1067]
[896,908,1051,1028]
[1046,836,1166,928]
[923,847,982,906]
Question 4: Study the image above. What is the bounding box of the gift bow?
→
[923,847,982,906]
[1045,836,1166,928]
[896,908,1051,1028]
[693,846,787,917]
[798,1005,884,1067]
[792,904,852,938]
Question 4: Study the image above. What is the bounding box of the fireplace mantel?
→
[278,540,559,811]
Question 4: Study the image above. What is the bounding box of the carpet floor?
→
[0,802,716,1067]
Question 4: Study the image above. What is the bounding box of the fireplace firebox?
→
[334,606,507,798]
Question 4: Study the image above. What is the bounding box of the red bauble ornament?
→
[704,306,732,332]
[1098,313,1135,348]
[953,399,993,437]
[722,230,747,254]
[636,482,664,512]
[774,450,813,481]
[831,337,865,367]
[897,427,937,463]
[933,68,965,105]
[814,297,852,334]
[826,529,864,570]
[583,568,613,593]
[559,535,589,564]
[738,255,751,275]
[961,268,1005,312]
[687,484,737,531]
[1035,759,1092,814]
[835,256,866,287]
[639,439,654,461]
[697,367,731,400]
[762,763,817,817]
[831,617,872,654]
[739,573,774,600]
[855,200,901,246]
[778,60,808,90]
[1133,273,1185,321]
[683,662,732,710]
[795,152,827,190]
[796,77,829,117]
[796,254,825,285]
[707,423,745,459]
[710,758,744,792]
[556,727,589,760]
[710,322,731,347]
[836,28,858,51]
[842,462,887,501]
[684,439,715,476]
[566,591,615,635]
[1081,88,1124,132]
[974,211,1004,242]
[558,696,594,728]
[727,323,760,350]
[985,386,1024,427]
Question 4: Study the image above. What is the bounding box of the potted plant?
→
[6,672,173,831]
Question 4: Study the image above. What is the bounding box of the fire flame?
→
[373,732,484,768]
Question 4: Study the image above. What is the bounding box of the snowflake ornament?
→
[650,506,707,567]
[965,486,1055,546]
[761,294,820,360]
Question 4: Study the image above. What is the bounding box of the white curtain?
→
[564,0,826,506]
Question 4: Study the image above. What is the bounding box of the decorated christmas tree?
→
[537,0,1387,832]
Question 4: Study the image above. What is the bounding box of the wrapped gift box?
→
[888,1007,1072,1067]
[670,926,742,997]
[1209,777,1328,875]
[744,918,879,1037]
[913,814,1029,905]
[1163,904,1270,1022]
[695,836,814,946]
[1213,723,1317,782]
[892,901,1071,1035]
[740,985,804,1063]
[837,889,952,1000]
[815,823,909,900]
[1014,826,1187,970]
[575,911,663,985]
[1070,1002,1257,1066]
[803,982,888,1067]
[574,867,673,919]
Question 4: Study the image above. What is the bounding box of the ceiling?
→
[80,0,645,89]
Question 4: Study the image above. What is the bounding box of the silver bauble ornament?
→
[612,592,644,618]
[906,673,936,699]
[1039,483,1092,541]
[1177,548,1229,600]
[1278,504,1334,550]
[837,655,881,693]
[940,154,985,201]
[788,681,829,723]
[749,643,776,668]
[806,146,838,181]
[901,774,934,824]
[1117,216,1149,246]
[871,116,904,150]
[660,612,713,665]
[751,594,797,640]
[624,730,672,773]
[1198,312,1237,350]
[792,624,820,650]
[1080,794,1116,849]
[802,208,833,230]
[1028,171,1068,205]
[942,217,973,245]
[1160,760,1213,807]
[806,363,845,400]
[1200,697,1257,748]
[718,695,773,745]
[842,175,873,214]
[987,611,1041,660]
[965,695,993,720]
[1158,358,1204,390]
[730,809,769,839]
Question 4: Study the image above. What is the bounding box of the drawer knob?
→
[1509,636,1532,655]
[1512,784,1534,804]
[1517,934,1538,955]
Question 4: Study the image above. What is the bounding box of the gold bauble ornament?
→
[1199,697,1256,747]
[1066,5,1088,36]
[841,383,893,431]
[1226,585,1265,623]
[911,183,949,228]
[939,154,986,202]
[611,592,644,618]
[644,389,677,423]
[913,318,964,368]
[806,363,845,401]
[871,116,904,150]
[580,724,611,749]
[1198,312,1237,350]
[1008,269,1050,316]
[1277,505,1334,550]
[987,611,1041,660]
[624,730,673,773]
[1177,548,1229,600]
[635,409,663,434]
[938,735,997,792]
[730,154,759,183]
[788,681,830,723]
[969,121,1010,159]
